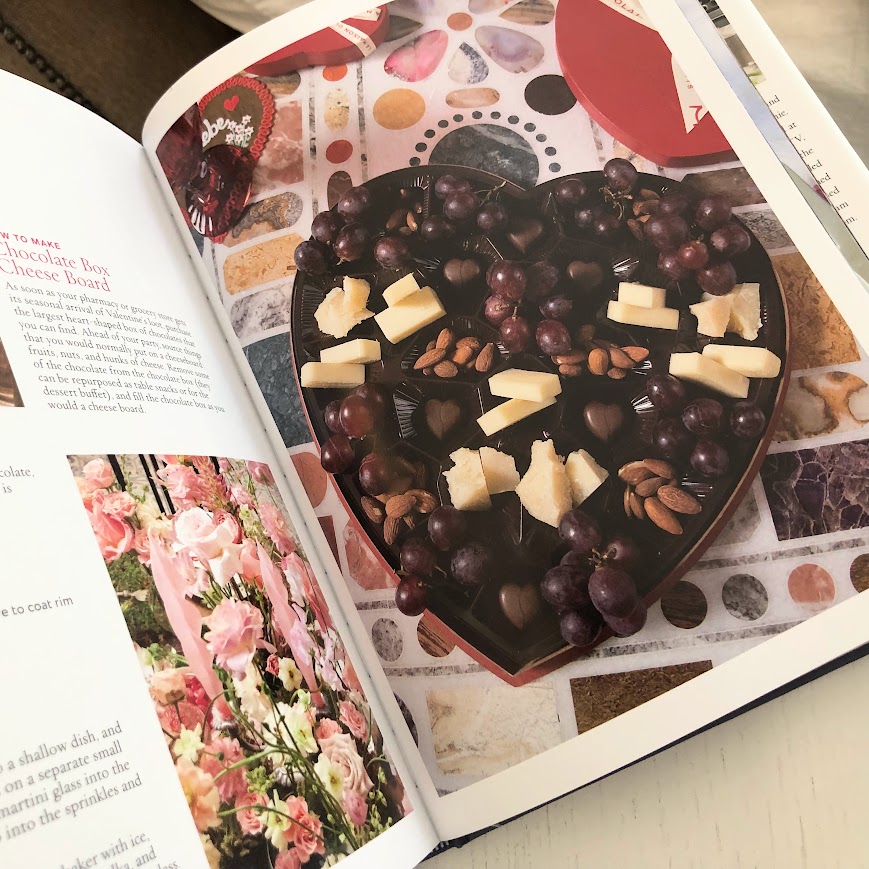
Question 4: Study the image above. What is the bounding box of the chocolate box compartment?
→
[291,165,789,683]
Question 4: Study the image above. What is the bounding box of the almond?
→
[619,461,654,486]
[629,491,647,520]
[554,351,587,366]
[384,516,402,545]
[578,324,596,342]
[627,218,644,242]
[607,367,627,380]
[375,492,391,505]
[657,485,702,515]
[635,476,667,498]
[361,496,385,524]
[623,345,650,363]
[414,347,446,369]
[403,514,417,529]
[407,489,437,513]
[632,198,660,217]
[406,210,419,232]
[386,208,407,231]
[645,497,683,534]
[475,343,496,373]
[623,486,632,517]
[426,340,438,352]
[456,336,481,351]
[609,347,635,369]
[423,366,434,376]
[588,347,609,376]
[559,364,582,377]
[450,345,474,366]
[643,458,675,478]
[436,328,455,350]
[434,360,459,378]
[386,493,416,518]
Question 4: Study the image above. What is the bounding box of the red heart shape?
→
[223,95,239,112]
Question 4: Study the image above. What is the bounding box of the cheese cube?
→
[607,300,679,330]
[565,450,609,506]
[444,449,491,511]
[343,276,372,312]
[669,352,749,399]
[488,369,562,402]
[515,440,572,528]
[300,362,365,389]
[320,339,381,365]
[702,344,781,378]
[315,286,374,338]
[705,283,761,341]
[690,295,733,337]
[617,282,667,309]
[383,273,421,307]
[479,447,520,494]
[477,396,557,437]
[374,286,445,343]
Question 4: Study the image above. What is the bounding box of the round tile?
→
[661,580,708,629]
[372,617,403,662]
[525,74,578,115]
[447,12,473,30]
[788,563,836,611]
[373,88,427,130]
[850,553,869,593]
[722,573,769,621]
[323,64,348,81]
[325,139,353,163]
[429,123,539,186]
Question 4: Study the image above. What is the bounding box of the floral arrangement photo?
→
[69,453,409,868]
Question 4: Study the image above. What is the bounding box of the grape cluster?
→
[319,382,390,474]
[646,374,766,478]
[541,509,647,645]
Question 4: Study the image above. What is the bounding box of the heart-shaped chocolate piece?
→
[567,259,604,290]
[443,258,481,288]
[507,216,544,254]
[424,399,462,440]
[583,401,625,442]
[499,583,540,630]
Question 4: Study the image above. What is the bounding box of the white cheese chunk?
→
[515,440,572,528]
[444,448,491,511]
[479,447,520,494]
[477,396,557,437]
[705,282,761,341]
[487,368,562,402]
[617,282,667,309]
[565,450,609,506]
[690,295,733,337]
[374,286,446,343]
[342,276,372,312]
[607,300,679,330]
[702,344,781,378]
[300,361,366,389]
[383,273,421,307]
[669,352,749,398]
[315,285,374,339]
[320,338,381,365]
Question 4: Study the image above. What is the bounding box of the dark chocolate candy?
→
[424,398,462,440]
[499,583,541,631]
[583,401,625,442]
[443,257,482,288]
[506,216,544,254]
[567,259,604,290]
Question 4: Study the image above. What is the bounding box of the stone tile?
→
[230,280,293,342]
[775,371,869,441]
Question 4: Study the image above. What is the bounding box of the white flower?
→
[173,724,204,763]
[295,689,312,711]
[278,657,303,693]
[264,702,317,755]
[264,790,291,851]
[313,753,345,801]
[233,663,270,724]
[242,114,252,124]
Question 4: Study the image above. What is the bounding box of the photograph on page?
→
[146,0,869,801]
[67,453,412,867]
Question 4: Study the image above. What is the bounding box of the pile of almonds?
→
[554,324,649,379]
[626,187,663,242]
[414,327,498,378]
[618,458,702,535]
[385,187,425,236]
[360,456,439,545]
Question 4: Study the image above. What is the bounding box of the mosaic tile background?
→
[166,0,869,794]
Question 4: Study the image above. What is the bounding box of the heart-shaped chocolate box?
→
[291,166,788,685]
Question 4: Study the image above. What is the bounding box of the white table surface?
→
[430,1,869,866]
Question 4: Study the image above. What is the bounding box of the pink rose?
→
[149,666,188,705]
[274,851,302,869]
[343,790,368,827]
[89,498,134,563]
[236,790,268,835]
[204,599,264,679]
[266,654,281,677]
[315,718,342,743]
[76,477,104,508]
[247,461,274,486]
[157,701,204,739]
[98,490,138,518]
[240,538,263,584]
[175,508,239,561]
[319,733,373,799]
[133,528,152,566]
[198,736,247,804]
[259,502,295,556]
[183,674,210,715]
[83,458,115,488]
[175,757,219,832]
[157,463,204,509]
[285,796,324,862]
[230,485,255,509]
[339,701,368,742]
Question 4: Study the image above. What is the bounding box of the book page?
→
[143,0,869,841]
[0,72,435,868]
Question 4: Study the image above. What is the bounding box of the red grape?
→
[697,260,737,296]
[333,223,370,262]
[339,394,377,439]
[558,509,602,555]
[604,157,639,193]
[294,240,329,274]
[499,315,533,352]
[526,261,560,301]
[324,400,345,434]
[451,542,494,586]
[695,195,732,231]
[419,216,455,243]
[358,452,395,495]
[434,174,471,200]
[539,295,573,321]
[657,250,692,281]
[676,239,710,271]
[541,565,592,611]
[400,537,437,576]
[653,417,693,459]
[536,319,572,355]
[644,214,690,250]
[311,211,344,245]
[647,374,688,413]
[710,222,751,258]
[487,260,527,301]
[428,506,468,552]
[657,192,690,216]
[730,401,766,439]
[682,398,725,435]
[575,205,602,230]
[444,190,481,221]
[477,202,509,233]
[483,295,514,327]
[395,575,428,616]
[554,177,590,206]
[321,434,355,474]
[604,599,647,637]
[588,565,638,617]
[374,236,412,269]
[353,382,389,419]
[560,609,602,647]
[602,534,643,573]
[337,185,373,220]
[593,212,622,240]
[560,549,591,569]
[690,438,730,478]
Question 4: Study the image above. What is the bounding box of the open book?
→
[3,2,869,867]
